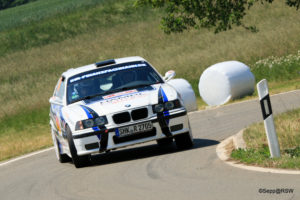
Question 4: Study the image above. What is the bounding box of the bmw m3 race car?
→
[49,56,197,168]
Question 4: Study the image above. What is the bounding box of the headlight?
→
[95,116,106,126]
[152,100,181,113]
[75,116,108,130]
[83,119,94,128]
[164,101,174,110]
[154,104,164,113]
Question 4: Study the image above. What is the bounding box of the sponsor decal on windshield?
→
[70,63,147,83]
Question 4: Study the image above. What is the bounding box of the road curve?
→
[1,90,300,200]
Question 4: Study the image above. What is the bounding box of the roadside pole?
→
[257,79,281,158]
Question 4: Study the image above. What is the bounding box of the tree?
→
[134,0,300,34]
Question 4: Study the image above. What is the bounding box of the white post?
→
[257,79,280,158]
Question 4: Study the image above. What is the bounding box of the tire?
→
[174,131,194,150]
[51,129,71,163]
[66,126,90,168]
[156,137,173,146]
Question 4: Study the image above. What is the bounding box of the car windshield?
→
[66,61,164,104]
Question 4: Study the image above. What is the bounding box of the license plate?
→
[117,121,153,137]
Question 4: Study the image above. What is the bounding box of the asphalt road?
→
[1,90,300,200]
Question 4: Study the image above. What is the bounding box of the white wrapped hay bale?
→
[199,61,255,106]
[168,78,197,112]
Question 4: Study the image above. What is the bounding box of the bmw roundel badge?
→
[125,104,131,108]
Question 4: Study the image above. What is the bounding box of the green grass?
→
[0,0,38,11]
[252,51,300,82]
[231,108,300,169]
[1,0,300,161]
[0,0,106,31]
[0,0,156,56]
[0,106,49,136]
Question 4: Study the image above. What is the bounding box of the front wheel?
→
[51,129,71,163]
[66,126,90,168]
[156,137,173,147]
[174,131,194,150]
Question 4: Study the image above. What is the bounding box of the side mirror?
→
[49,96,63,105]
[163,70,176,82]
[49,96,55,104]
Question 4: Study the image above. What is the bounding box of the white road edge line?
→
[0,147,54,167]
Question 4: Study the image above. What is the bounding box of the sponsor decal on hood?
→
[100,92,146,105]
[102,89,138,99]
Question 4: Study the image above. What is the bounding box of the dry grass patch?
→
[0,125,52,161]
[244,109,300,150]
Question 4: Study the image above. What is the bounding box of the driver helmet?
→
[77,81,93,97]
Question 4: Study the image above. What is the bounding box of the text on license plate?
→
[117,122,153,137]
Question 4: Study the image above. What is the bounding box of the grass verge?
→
[231,108,300,169]
[0,107,51,161]
[0,0,157,56]
[0,0,107,31]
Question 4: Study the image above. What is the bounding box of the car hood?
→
[64,84,178,121]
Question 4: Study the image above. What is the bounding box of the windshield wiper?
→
[71,93,104,104]
[119,84,151,91]
[101,84,150,96]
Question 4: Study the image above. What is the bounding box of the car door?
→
[49,77,66,138]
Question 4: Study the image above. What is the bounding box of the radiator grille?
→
[131,108,148,121]
[113,112,131,124]
[113,107,148,124]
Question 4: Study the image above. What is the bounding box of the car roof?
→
[61,56,146,80]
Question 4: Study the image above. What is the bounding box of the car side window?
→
[54,78,65,100]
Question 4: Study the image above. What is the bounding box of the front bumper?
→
[72,108,189,156]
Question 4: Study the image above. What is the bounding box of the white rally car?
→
[49,56,197,168]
